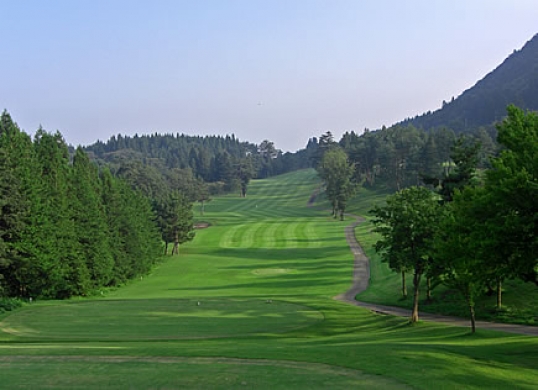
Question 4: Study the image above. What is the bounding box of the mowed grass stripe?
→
[261,221,281,249]
[285,222,300,248]
[248,179,273,198]
[229,223,254,248]
[274,220,291,249]
[252,220,270,249]
[246,205,276,220]
[219,223,245,248]
[306,221,321,248]
[218,169,320,220]
[294,219,311,249]
[261,194,296,219]
[220,198,251,216]
[238,222,266,248]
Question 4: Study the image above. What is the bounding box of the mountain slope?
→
[401,33,538,132]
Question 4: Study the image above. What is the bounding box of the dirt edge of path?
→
[335,214,538,337]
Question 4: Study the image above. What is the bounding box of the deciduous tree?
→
[370,187,441,322]
[317,147,355,219]
[485,105,538,284]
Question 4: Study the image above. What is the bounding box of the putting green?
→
[0,299,323,340]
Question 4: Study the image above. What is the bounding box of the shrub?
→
[0,297,23,313]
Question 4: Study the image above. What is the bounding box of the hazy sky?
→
[2,1,537,152]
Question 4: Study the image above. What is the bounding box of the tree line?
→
[83,114,498,206]
[85,134,312,199]
[338,124,496,191]
[311,121,496,220]
[0,111,195,300]
[369,106,537,332]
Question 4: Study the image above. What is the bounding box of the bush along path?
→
[335,214,538,337]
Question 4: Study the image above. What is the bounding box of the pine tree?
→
[0,112,40,297]
[70,147,114,287]
[33,130,90,298]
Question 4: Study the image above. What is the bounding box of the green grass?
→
[0,356,407,390]
[1,299,322,340]
[0,169,537,389]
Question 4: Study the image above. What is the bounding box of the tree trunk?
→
[468,300,476,333]
[401,271,407,298]
[496,279,502,309]
[172,232,179,255]
[411,272,421,323]
[164,242,168,255]
[200,201,205,216]
[426,276,432,301]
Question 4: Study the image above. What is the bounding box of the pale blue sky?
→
[2,1,537,151]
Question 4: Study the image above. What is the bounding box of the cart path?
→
[334,215,538,337]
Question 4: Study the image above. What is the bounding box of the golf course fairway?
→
[1,169,537,389]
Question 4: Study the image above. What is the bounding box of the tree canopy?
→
[370,186,442,323]
[317,146,355,219]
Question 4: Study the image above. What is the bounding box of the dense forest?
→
[0,111,180,300]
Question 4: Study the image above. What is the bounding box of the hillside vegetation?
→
[401,34,538,133]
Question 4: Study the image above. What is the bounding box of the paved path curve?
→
[334,215,538,337]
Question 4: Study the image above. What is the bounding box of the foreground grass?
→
[1,169,537,389]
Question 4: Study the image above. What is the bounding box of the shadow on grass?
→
[167,276,344,292]
[204,246,346,261]
[222,261,351,272]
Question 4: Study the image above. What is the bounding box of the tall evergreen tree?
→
[70,147,114,287]
[33,130,90,298]
[0,113,32,296]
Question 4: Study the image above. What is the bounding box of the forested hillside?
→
[326,124,493,192]
[400,33,538,133]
